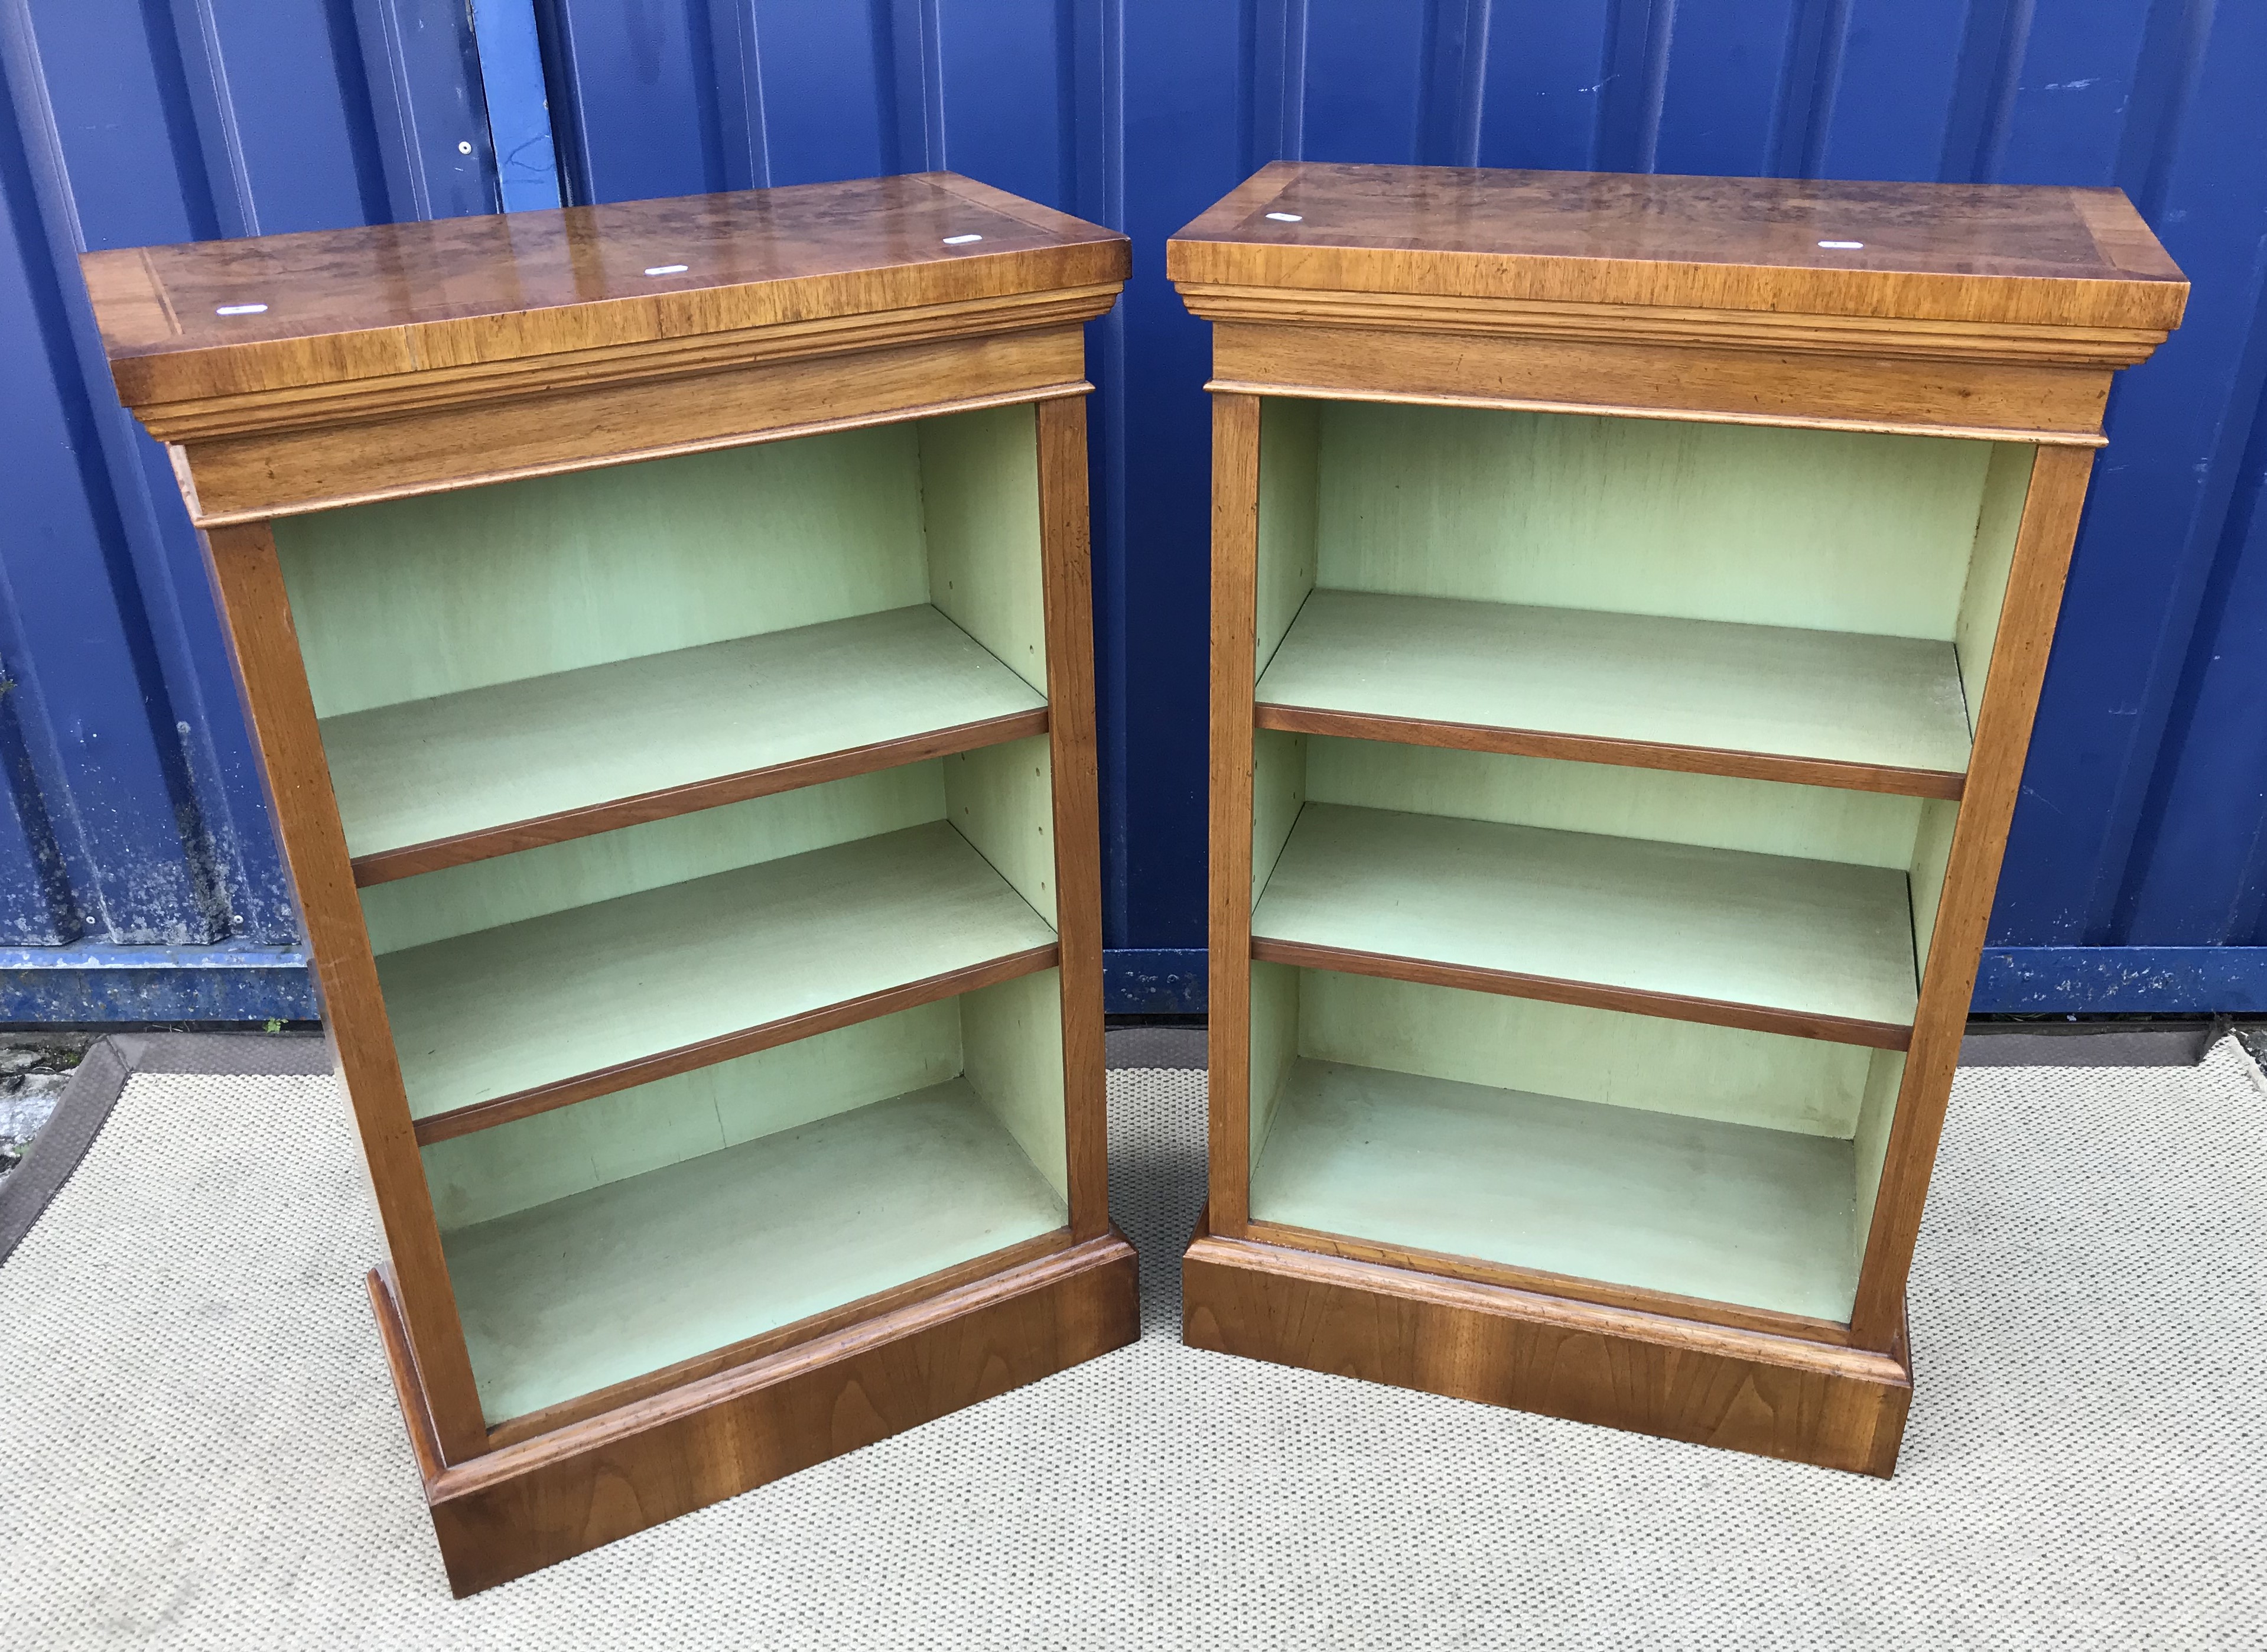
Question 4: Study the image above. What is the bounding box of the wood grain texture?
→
[1849,444,2097,1349]
[200,524,487,1464]
[375,1230,1139,1596]
[1211,324,2116,443]
[1035,396,1110,1242]
[1209,394,1261,1234]
[175,328,1091,524]
[86,172,1128,408]
[1183,1217,1910,1477]
[1169,163,2184,331]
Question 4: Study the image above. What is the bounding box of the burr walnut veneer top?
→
[83,172,1129,408]
[1169,162,2184,331]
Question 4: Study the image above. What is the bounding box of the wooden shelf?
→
[326,604,1048,885]
[444,1079,1069,1423]
[1251,803,1917,1048]
[1255,591,1970,799]
[384,820,1058,1139]
[1250,1058,1859,1323]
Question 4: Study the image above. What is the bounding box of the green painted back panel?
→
[1306,737,1925,871]
[1311,401,1998,640]
[1850,1049,1908,1256]
[274,422,932,718]
[360,763,944,955]
[1296,967,1874,1137]
[919,404,1049,695]
[421,998,964,1230]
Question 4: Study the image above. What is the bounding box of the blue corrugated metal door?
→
[4,1,2264,1019]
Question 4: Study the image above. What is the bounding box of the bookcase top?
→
[1169,163,2184,332]
[83,173,1127,410]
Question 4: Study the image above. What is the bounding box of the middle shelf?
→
[1251,801,1920,1048]
[1255,590,1974,798]
[382,817,1059,1140]
[325,603,1049,884]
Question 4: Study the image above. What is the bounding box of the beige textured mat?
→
[1,1042,2262,1649]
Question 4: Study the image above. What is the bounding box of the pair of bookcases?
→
[88,164,2180,1589]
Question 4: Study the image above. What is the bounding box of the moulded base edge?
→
[370,1228,1140,1595]
[1182,1214,1910,1476]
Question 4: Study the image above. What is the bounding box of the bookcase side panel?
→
[961,967,1071,1202]
[1250,959,1302,1170]
[921,404,1049,695]
[199,522,492,1464]
[943,737,1057,927]
[272,424,932,718]
[1257,397,1320,671]
[1209,392,1263,1233]
[1852,444,2099,1348]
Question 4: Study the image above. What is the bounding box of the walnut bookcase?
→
[1171,163,2184,1474]
[86,174,1133,1591]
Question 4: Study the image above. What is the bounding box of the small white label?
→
[643,264,689,276]
[214,303,268,316]
[1266,212,1303,222]
[942,233,984,245]
[1817,239,1865,249]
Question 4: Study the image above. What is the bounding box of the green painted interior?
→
[422,998,963,1229]
[942,736,1058,927]
[441,1078,1068,1423]
[1297,969,1876,1137]
[1953,443,2037,716]
[1255,801,1918,1034]
[360,763,944,956]
[1251,1055,1858,1322]
[1257,397,1320,672]
[1257,590,1973,779]
[1250,729,1307,904]
[960,967,1069,1202]
[1247,958,1302,1169]
[275,422,935,718]
[318,605,1044,863]
[1291,398,2005,640]
[1908,798,1962,980]
[920,404,1050,695]
[378,817,1053,1122]
[1850,1049,1908,1260]
[1305,738,1926,870]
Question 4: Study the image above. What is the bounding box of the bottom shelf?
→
[443,1079,1068,1423]
[1250,1058,1859,1323]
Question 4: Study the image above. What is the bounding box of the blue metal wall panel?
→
[3,0,2264,1018]
[0,0,502,1018]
